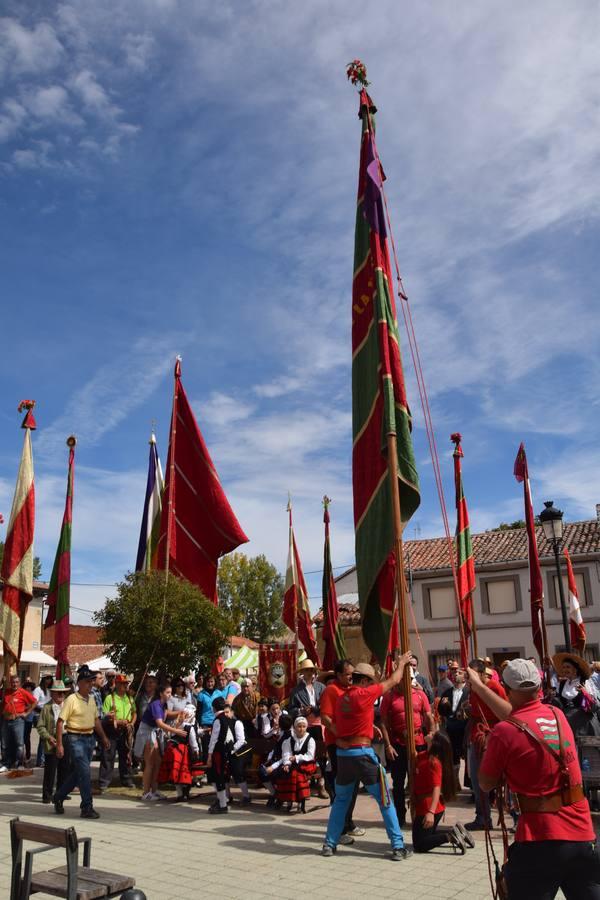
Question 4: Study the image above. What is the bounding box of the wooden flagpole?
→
[287,494,299,662]
[386,433,416,767]
[163,356,181,583]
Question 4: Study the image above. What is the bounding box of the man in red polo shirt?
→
[465,658,508,830]
[475,658,600,899]
[320,660,364,842]
[380,680,435,827]
[322,652,413,861]
[1,674,36,770]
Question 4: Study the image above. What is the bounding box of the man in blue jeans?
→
[322,652,413,861]
[54,665,111,819]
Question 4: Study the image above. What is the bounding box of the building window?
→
[481,576,522,615]
[548,570,590,608]
[423,583,456,619]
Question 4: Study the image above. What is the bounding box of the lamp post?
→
[539,500,570,652]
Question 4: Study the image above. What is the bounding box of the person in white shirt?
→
[207,700,251,813]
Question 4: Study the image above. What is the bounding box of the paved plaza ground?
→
[0,759,540,900]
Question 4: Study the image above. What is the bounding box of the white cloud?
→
[37,335,190,462]
[123,32,155,71]
[195,392,256,428]
[0,99,27,142]
[0,18,63,75]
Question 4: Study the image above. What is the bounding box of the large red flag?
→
[282,502,321,666]
[451,433,475,667]
[514,443,547,661]
[0,402,36,665]
[321,498,347,669]
[155,359,248,602]
[564,547,586,653]
[45,437,76,677]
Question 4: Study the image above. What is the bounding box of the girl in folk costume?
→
[157,704,199,800]
[254,698,282,738]
[206,698,251,813]
[412,731,473,854]
[274,716,317,813]
[552,653,598,739]
[260,711,292,807]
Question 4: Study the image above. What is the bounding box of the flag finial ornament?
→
[18,400,37,430]
[450,432,464,458]
[174,355,182,378]
[346,59,369,87]
[66,435,77,448]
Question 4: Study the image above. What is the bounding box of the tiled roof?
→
[43,624,104,645]
[336,519,600,579]
[313,603,361,626]
[230,636,259,649]
[42,643,108,665]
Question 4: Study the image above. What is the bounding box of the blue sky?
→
[1,1,599,624]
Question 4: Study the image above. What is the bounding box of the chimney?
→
[596,503,600,522]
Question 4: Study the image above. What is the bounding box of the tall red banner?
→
[259,644,297,704]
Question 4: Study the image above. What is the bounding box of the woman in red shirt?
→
[412,732,473,854]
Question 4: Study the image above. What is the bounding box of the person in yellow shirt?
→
[98,674,137,790]
[54,665,110,819]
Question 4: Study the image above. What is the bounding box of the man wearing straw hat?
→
[36,679,70,803]
[321,651,413,860]
[471,658,600,899]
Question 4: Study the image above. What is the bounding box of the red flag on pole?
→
[514,443,547,662]
[282,501,321,666]
[321,497,347,669]
[45,437,76,678]
[564,547,586,653]
[155,358,248,602]
[451,433,475,667]
[0,401,36,666]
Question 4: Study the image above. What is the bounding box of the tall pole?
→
[386,433,416,765]
[553,540,571,651]
[164,356,181,583]
[470,599,479,659]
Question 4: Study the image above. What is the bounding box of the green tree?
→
[491,519,540,531]
[94,570,234,678]
[218,552,285,642]
[0,541,42,579]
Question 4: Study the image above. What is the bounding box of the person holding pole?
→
[321,651,413,860]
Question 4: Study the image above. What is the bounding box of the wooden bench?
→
[9,819,135,900]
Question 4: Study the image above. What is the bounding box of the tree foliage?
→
[491,518,540,531]
[0,541,42,579]
[94,570,234,678]
[218,552,285,643]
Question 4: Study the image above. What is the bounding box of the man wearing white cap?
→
[469,658,600,898]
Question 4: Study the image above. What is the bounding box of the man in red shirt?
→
[380,680,435,826]
[320,660,364,841]
[322,652,413,861]
[476,658,600,899]
[465,658,508,830]
[1,674,36,770]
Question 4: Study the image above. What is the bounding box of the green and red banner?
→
[0,402,36,665]
[451,433,475,666]
[282,502,321,666]
[321,497,347,669]
[351,88,420,666]
[45,437,76,677]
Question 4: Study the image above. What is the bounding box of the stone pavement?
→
[0,763,514,900]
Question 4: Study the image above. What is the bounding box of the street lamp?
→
[539,500,570,652]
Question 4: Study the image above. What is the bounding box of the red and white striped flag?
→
[282,500,321,667]
[564,547,586,653]
[0,402,36,664]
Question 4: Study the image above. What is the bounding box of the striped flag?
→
[155,358,248,602]
[135,432,164,572]
[514,443,547,661]
[0,403,36,664]
[321,497,347,669]
[45,437,76,677]
[451,433,475,666]
[282,501,321,666]
[351,88,420,666]
[564,547,586,653]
